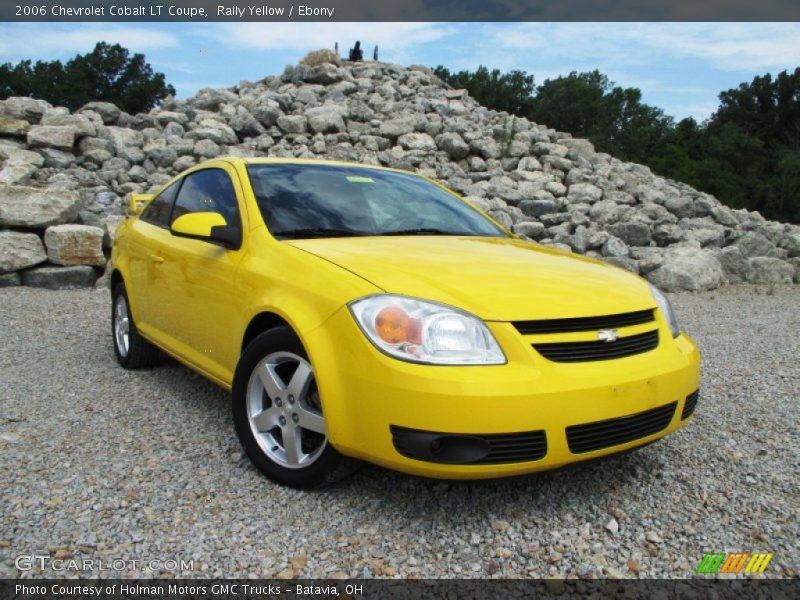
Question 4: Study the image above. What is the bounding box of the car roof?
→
[216,156,415,174]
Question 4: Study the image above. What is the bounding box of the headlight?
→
[649,284,680,338]
[349,295,506,365]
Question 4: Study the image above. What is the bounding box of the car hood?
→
[286,236,655,321]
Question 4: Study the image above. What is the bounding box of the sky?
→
[1,22,799,122]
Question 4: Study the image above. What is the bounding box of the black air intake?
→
[390,426,547,465]
[566,402,677,453]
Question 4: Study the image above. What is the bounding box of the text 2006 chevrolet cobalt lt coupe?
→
[110,158,700,488]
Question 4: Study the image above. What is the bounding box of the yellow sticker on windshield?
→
[346,176,375,183]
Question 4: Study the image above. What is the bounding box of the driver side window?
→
[171,168,241,229]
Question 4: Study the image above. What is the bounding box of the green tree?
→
[0,42,174,114]
[432,63,800,222]
[434,65,535,115]
[530,71,674,164]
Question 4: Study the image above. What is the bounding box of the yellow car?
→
[110,158,700,488]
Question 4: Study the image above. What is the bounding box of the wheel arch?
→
[241,311,294,354]
[110,269,124,295]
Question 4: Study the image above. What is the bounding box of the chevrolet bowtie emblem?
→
[597,329,620,342]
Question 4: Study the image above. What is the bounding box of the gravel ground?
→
[1,285,797,579]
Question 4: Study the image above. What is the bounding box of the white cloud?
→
[484,23,800,73]
[202,22,452,55]
[0,24,179,60]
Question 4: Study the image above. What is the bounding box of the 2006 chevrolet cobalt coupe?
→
[110,158,700,488]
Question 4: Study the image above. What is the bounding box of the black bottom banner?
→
[2,578,798,600]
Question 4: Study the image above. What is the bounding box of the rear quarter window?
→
[140,181,179,228]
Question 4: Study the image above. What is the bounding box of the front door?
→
[156,165,248,384]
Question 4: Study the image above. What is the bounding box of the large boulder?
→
[746,257,795,284]
[101,215,127,248]
[44,224,106,266]
[40,113,96,138]
[0,230,47,273]
[192,88,238,111]
[228,106,265,138]
[4,148,44,167]
[186,121,238,145]
[250,100,282,127]
[734,231,776,258]
[397,132,436,152]
[0,185,81,228]
[712,246,752,283]
[0,272,21,287]
[778,232,800,258]
[2,97,49,123]
[512,221,545,239]
[103,126,144,156]
[78,101,121,124]
[609,222,652,247]
[276,115,308,134]
[0,163,37,185]
[0,117,30,138]
[27,125,76,150]
[519,199,559,218]
[78,137,114,163]
[301,63,346,85]
[305,105,346,134]
[21,265,97,289]
[379,116,416,138]
[194,139,221,158]
[646,246,725,291]
[567,182,603,203]
[601,235,630,258]
[560,138,595,160]
[664,196,695,219]
[437,132,470,160]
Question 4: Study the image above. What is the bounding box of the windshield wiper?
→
[378,228,471,236]
[273,227,371,240]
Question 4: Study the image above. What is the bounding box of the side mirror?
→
[170,212,241,249]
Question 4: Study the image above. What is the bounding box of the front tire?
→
[112,283,160,369]
[232,327,357,488]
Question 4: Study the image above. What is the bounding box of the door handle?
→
[149,254,164,264]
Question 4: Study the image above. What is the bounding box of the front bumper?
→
[305,306,701,479]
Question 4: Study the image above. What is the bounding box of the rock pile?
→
[1,52,799,290]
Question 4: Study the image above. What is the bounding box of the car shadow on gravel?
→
[318,441,668,518]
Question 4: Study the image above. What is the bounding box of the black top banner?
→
[4,0,800,22]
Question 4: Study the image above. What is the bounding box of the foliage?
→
[435,64,800,223]
[0,42,175,114]
[501,115,517,157]
[434,65,535,116]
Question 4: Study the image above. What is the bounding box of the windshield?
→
[246,164,507,240]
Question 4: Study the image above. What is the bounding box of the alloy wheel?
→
[246,351,327,469]
[113,295,130,358]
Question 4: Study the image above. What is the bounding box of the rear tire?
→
[232,326,359,488]
[112,283,160,369]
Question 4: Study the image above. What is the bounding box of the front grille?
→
[681,390,699,420]
[533,329,659,363]
[390,426,547,465]
[513,309,655,334]
[566,402,677,453]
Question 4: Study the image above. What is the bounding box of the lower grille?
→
[566,402,677,453]
[533,329,659,363]
[681,390,699,420]
[390,426,547,465]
